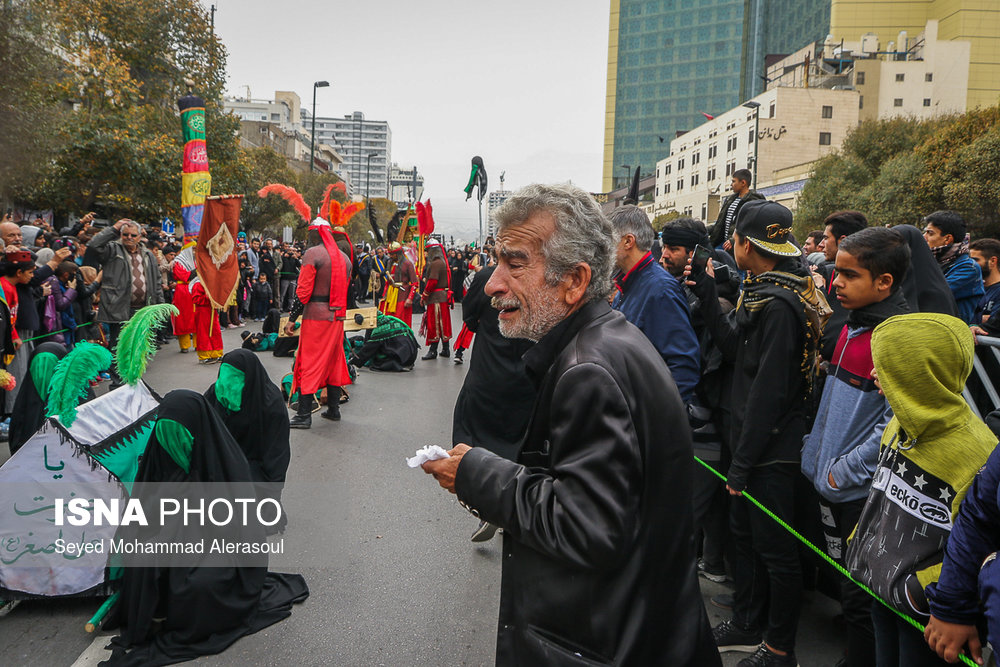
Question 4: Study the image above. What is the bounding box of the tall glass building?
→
[603,0,830,191]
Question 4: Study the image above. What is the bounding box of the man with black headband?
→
[661,217,740,588]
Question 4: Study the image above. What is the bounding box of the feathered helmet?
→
[258,182,362,308]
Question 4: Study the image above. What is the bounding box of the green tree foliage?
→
[0,2,66,203]
[652,210,681,229]
[235,147,297,234]
[796,109,1000,239]
[7,0,245,223]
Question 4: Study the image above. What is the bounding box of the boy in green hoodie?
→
[845,312,997,666]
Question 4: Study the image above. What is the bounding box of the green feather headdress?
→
[114,303,179,385]
[46,341,113,427]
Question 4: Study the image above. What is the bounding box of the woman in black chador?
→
[204,349,290,497]
[102,390,307,667]
[8,342,66,455]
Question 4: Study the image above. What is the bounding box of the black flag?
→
[463,156,488,202]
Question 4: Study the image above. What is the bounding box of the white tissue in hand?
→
[406,445,450,468]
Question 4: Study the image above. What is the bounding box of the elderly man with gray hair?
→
[609,204,700,402]
[422,183,719,667]
[89,219,164,368]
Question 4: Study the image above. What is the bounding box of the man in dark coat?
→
[423,183,719,667]
[686,200,827,667]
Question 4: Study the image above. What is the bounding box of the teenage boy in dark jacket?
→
[801,227,911,667]
[686,200,828,667]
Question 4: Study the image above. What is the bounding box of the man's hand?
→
[67,278,78,290]
[41,283,52,297]
[13,338,22,351]
[50,247,72,266]
[726,485,742,497]
[113,218,126,231]
[682,255,715,287]
[828,471,838,489]
[283,321,296,336]
[924,615,983,665]
[404,298,413,308]
[422,444,471,494]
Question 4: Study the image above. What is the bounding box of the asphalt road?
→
[1,312,847,666]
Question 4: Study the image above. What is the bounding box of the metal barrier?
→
[967,335,1000,419]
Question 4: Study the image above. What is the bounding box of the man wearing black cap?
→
[685,200,829,667]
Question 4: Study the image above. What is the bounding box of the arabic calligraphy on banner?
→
[0,423,124,597]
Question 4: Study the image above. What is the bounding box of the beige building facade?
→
[654,86,859,220]
[765,21,970,123]
[829,0,1000,110]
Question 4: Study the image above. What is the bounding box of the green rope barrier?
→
[693,455,979,667]
[21,329,70,343]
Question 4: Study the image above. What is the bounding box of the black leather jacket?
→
[455,300,720,667]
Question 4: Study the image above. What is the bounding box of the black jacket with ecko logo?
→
[454,300,719,667]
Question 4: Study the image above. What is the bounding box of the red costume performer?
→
[257,182,362,428]
[382,243,418,327]
[170,249,196,353]
[287,218,351,427]
[419,243,452,360]
[191,277,223,362]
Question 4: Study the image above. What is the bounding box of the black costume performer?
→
[102,390,308,667]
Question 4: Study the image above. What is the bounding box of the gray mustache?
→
[491,297,520,310]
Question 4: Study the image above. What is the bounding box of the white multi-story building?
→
[486,190,511,239]
[304,111,392,199]
[654,86,860,220]
[389,164,424,208]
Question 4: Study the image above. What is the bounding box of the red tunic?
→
[171,263,196,336]
[292,245,351,394]
[191,280,222,352]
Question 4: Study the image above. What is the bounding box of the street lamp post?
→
[310,80,329,174]
[742,100,761,190]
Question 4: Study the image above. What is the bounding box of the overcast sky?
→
[212,0,609,241]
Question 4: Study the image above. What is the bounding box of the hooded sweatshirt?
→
[845,313,997,616]
[801,290,908,503]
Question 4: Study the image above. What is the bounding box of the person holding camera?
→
[89,218,164,377]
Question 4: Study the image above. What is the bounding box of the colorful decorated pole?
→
[178,94,212,248]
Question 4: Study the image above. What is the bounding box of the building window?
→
[665,164,671,175]
[894,98,903,107]
[925,73,933,82]
[677,179,683,191]
[678,158,685,170]
[923,98,931,107]
[895,73,905,82]
[708,145,717,159]
[665,183,670,194]
[822,106,833,119]
[691,174,699,187]
[819,132,832,145]
[656,186,659,197]
[859,95,864,109]
[769,102,775,118]
[707,167,716,181]
[856,71,865,85]
[692,152,700,165]
[748,129,754,145]
[701,204,708,220]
